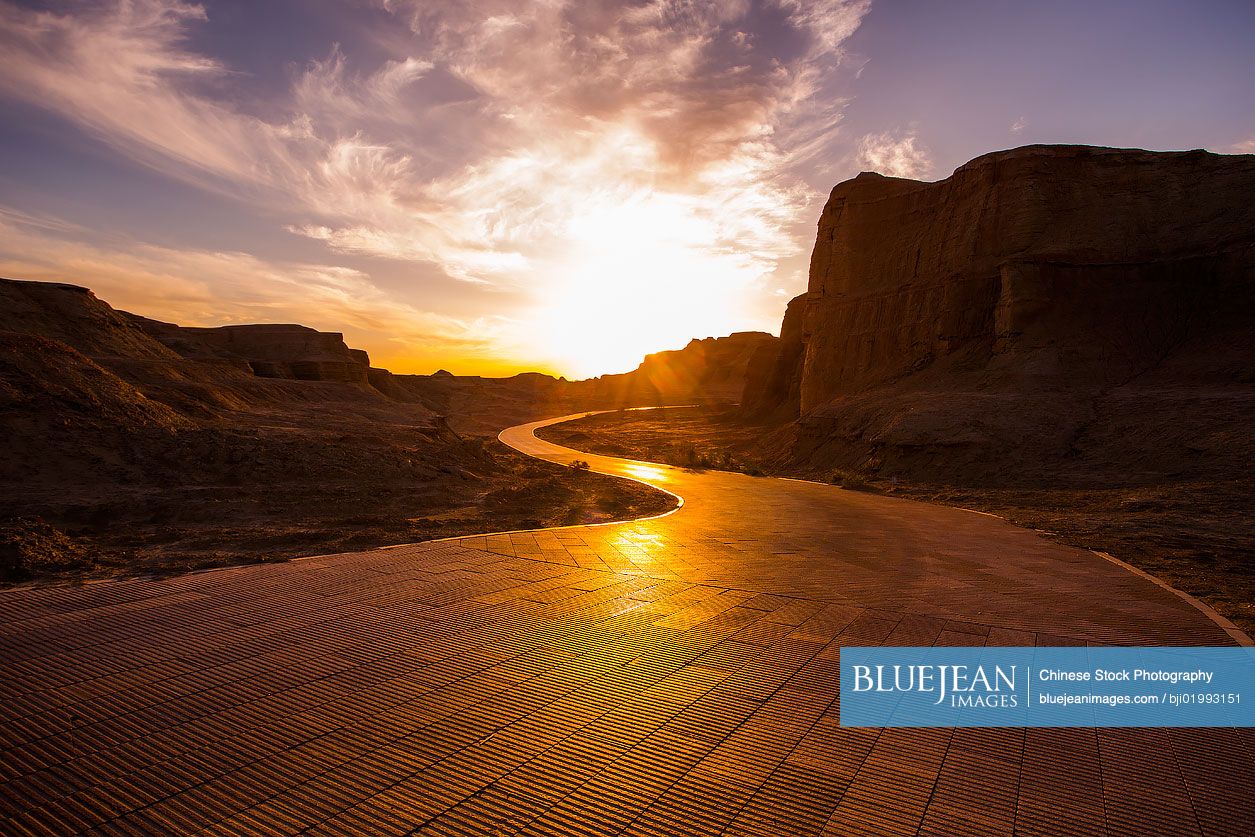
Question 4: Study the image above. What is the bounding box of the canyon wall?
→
[744,145,1255,484]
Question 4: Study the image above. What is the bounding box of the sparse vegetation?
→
[0,439,676,585]
[829,469,870,491]
[0,518,95,582]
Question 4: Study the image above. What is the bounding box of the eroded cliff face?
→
[0,277,438,419]
[745,145,1255,484]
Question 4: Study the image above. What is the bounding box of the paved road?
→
[0,413,1250,835]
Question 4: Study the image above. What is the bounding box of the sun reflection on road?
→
[621,463,669,483]
[608,524,671,568]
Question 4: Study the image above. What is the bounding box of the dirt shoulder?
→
[537,407,1254,639]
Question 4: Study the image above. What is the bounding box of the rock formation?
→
[0,277,442,424]
[389,331,777,435]
[587,331,777,405]
[744,145,1255,484]
[741,295,808,421]
[177,324,370,383]
[130,317,372,384]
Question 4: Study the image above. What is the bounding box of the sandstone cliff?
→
[0,279,182,360]
[744,145,1255,485]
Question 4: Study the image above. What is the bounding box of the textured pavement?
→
[0,413,1251,835]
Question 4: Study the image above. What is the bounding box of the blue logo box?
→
[839,646,1255,727]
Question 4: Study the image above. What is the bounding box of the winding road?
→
[0,412,1251,835]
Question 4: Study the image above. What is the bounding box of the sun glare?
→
[530,193,764,379]
[622,463,669,483]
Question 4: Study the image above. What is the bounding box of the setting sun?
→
[530,192,766,378]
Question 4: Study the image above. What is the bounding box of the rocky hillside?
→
[744,145,1255,487]
[0,279,430,416]
[0,278,776,438]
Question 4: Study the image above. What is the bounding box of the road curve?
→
[502,410,1245,647]
[0,413,1250,835]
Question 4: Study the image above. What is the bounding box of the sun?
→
[530,192,763,379]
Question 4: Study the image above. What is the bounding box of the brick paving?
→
[0,414,1250,834]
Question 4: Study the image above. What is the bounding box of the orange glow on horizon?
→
[372,352,566,380]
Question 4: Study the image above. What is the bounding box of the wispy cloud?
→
[854,128,933,179]
[0,1,305,191]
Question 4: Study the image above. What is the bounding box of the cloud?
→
[855,129,933,179]
[0,0,875,373]
[1231,138,1255,154]
[1011,116,1027,134]
[0,1,869,257]
[293,48,435,127]
[408,0,871,177]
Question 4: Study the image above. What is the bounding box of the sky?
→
[1,0,1253,378]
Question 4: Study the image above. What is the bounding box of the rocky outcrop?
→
[123,312,374,384]
[0,280,377,386]
[647,331,776,401]
[386,331,778,435]
[745,145,1255,484]
[163,324,371,384]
